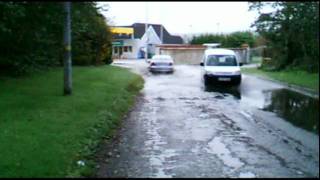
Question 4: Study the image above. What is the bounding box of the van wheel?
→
[234,79,241,86]
[204,76,209,85]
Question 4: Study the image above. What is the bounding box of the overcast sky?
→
[98,2,269,36]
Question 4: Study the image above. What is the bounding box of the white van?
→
[200,48,242,85]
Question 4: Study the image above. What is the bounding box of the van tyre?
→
[234,77,241,86]
[204,76,209,85]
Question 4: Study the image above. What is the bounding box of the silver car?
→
[149,55,174,73]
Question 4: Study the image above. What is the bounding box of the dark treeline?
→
[191,2,319,73]
[190,31,256,48]
[249,2,319,72]
[0,2,112,76]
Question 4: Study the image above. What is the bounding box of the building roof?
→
[156,44,206,50]
[204,48,236,56]
[131,23,183,44]
[112,23,183,44]
[203,43,221,48]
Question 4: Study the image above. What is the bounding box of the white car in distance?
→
[200,48,242,85]
[149,55,174,73]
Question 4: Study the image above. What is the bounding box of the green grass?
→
[0,65,144,177]
[241,67,319,92]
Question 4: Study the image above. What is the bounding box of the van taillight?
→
[151,62,155,66]
[169,63,172,66]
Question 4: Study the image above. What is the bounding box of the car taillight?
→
[150,62,155,66]
[169,62,173,66]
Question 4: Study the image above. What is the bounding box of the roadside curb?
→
[243,72,319,99]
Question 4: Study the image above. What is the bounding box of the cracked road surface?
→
[96,60,319,178]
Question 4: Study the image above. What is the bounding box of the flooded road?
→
[262,88,319,134]
[96,60,319,178]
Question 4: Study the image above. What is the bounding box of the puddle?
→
[204,84,241,99]
[239,171,256,178]
[199,113,209,119]
[155,97,165,101]
[262,88,319,134]
[149,149,178,178]
[205,137,244,169]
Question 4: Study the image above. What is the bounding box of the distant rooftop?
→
[112,23,183,44]
[203,43,221,48]
[156,44,206,50]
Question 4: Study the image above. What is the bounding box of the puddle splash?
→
[262,88,319,134]
[239,171,256,178]
[204,84,241,100]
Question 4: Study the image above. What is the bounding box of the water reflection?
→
[204,84,241,100]
[262,88,319,134]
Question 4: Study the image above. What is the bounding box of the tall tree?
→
[249,2,319,72]
[0,2,112,76]
[190,31,256,48]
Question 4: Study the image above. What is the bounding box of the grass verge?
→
[0,65,144,177]
[241,67,319,93]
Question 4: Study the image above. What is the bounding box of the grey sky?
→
[98,2,270,36]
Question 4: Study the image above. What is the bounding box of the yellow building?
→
[110,27,134,35]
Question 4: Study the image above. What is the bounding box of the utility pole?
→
[63,2,72,95]
[189,25,193,43]
[160,25,163,44]
[145,23,148,61]
[160,11,163,44]
[145,2,148,61]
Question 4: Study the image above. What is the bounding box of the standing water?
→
[262,88,319,134]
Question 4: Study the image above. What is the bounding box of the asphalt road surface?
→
[96,60,319,178]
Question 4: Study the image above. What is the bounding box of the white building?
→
[111,23,183,59]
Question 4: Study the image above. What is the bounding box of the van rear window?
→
[206,55,237,66]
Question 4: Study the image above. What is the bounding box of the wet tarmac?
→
[96,60,319,178]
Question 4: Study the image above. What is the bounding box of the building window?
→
[114,47,118,54]
[124,46,128,52]
[128,46,132,52]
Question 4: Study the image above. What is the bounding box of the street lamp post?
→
[160,25,163,44]
[189,25,193,43]
[145,2,149,61]
[145,23,148,61]
[63,2,72,95]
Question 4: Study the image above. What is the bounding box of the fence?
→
[156,45,251,65]
[248,46,267,64]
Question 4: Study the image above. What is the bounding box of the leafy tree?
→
[0,2,63,75]
[249,2,319,72]
[190,31,256,48]
[0,2,112,76]
[190,33,225,46]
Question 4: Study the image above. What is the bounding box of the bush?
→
[249,2,319,73]
[0,2,112,76]
[190,31,256,48]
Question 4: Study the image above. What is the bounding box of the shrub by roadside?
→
[0,2,112,76]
